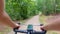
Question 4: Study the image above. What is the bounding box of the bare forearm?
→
[0,0,18,28]
[42,17,60,31]
[0,11,18,28]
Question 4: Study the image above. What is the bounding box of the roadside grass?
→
[0,26,11,34]
[40,15,59,34]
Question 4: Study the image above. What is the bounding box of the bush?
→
[5,0,39,20]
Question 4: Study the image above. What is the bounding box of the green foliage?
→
[5,0,60,20]
[37,0,60,15]
[5,0,39,20]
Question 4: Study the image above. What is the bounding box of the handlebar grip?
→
[40,24,43,26]
[17,23,21,25]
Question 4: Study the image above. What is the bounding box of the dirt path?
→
[8,15,60,34]
[8,15,41,34]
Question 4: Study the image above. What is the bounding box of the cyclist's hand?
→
[16,25,20,29]
[15,23,20,29]
[15,23,21,29]
[13,23,20,31]
[40,26,47,34]
[40,26,44,31]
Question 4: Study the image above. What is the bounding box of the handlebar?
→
[14,29,27,33]
[14,29,46,34]
[13,23,47,34]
